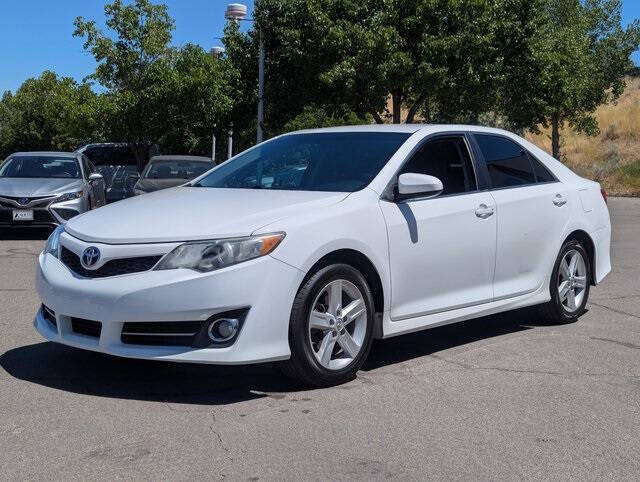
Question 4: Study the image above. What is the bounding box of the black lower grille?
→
[60,246,161,278]
[42,305,57,327]
[71,318,102,338]
[121,321,204,346]
[33,210,55,223]
[0,208,55,224]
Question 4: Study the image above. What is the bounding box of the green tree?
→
[74,0,236,168]
[229,0,547,132]
[0,71,98,158]
[515,0,640,159]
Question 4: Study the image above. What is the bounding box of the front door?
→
[380,136,497,321]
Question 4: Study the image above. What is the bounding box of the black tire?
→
[532,239,591,324]
[280,263,375,387]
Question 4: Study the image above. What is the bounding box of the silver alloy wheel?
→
[308,279,367,370]
[558,249,588,313]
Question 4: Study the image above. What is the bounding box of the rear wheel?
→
[280,264,374,387]
[533,239,591,324]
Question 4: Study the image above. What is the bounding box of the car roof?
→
[292,124,424,134]
[290,124,527,136]
[149,155,213,162]
[76,142,129,150]
[9,151,79,158]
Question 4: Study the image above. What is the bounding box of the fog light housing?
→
[208,318,239,343]
[191,308,248,349]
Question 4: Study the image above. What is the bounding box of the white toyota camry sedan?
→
[34,125,611,386]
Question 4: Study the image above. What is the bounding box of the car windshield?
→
[193,132,411,192]
[143,160,212,179]
[0,156,81,179]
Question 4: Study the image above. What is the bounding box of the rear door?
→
[471,133,571,300]
[380,134,497,320]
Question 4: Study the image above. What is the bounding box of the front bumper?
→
[35,251,304,364]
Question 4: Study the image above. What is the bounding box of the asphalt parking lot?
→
[1,197,639,480]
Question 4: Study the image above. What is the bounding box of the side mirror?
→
[397,173,443,200]
[88,173,104,183]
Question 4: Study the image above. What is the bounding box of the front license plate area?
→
[12,209,34,221]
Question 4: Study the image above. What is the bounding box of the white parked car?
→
[34,125,611,386]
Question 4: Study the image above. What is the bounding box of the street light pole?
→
[257,30,264,144]
[209,45,225,163]
[225,3,264,145]
[211,124,217,163]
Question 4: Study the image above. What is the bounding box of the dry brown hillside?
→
[526,76,640,196]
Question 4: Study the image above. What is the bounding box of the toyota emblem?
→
[81,246,101,269]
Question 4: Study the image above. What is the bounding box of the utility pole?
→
[227,122,234,160]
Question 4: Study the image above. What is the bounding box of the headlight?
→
[56,191,83,202]
[44,225,65,258]
[155,232,285,273]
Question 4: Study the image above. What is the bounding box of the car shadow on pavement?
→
[0,309,549,406]
[0,227,52,241]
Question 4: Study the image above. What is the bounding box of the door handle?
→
[475,204,495,219]
[553,194,567,207]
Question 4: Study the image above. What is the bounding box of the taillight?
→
[600,189,607,204]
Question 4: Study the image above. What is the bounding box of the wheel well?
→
[304,249,385,316]
[565,230,596,285]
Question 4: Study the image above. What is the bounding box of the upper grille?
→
[0,195,54,208]
[0,195,52,202]
[60,246,162,278]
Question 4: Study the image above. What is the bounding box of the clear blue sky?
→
[0,0,638,94]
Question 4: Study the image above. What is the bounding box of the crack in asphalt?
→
[592,294,640,301]
[589,301,640,321]
[209,411,232,481]
[428,354,640,379]
[590,337,640,350]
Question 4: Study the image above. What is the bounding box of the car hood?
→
[135,178,187,193]
[65,186,350,244]
[0,178,84,197]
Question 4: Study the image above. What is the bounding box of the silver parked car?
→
[132,155,214,195]
[0,152,106,228]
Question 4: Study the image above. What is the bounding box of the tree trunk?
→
[406,94,426,124]
[130,142,150,173]
[392,91,402,124]
[551,113,561,160]
[370,110,384,124]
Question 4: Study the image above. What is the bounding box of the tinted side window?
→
[528,153,556,183]
[475,135,536,188]
[400,137,477,196]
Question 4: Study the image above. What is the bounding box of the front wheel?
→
[533,239,591,324]
[280,264,375,387]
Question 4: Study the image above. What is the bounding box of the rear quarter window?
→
[475,134,536,189]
